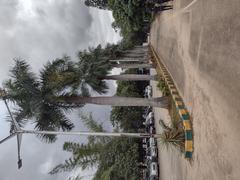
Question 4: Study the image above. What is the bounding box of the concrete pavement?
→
[150,0,240,179]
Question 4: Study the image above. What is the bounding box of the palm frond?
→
[63,142,102,160]
[34,104,74,143]
[80,113,105,132]
[80,112,110,145]
[49,156,96,175]
[159,119,172,131]
[55,92,85,108]
[40,57,79,94]
[76,49,111,94]
[49,157,80,174]
[158,130,185,151]
[3,59,41,125]
[4,60,40,102]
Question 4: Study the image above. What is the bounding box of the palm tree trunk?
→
[121,54,145,58]
[134,46,148,49]
[121,50,148,56]
[62,96,169,108]
[110,58,149,63]
[122,50,146,55]
[104,74,157,81]
[109,59,140,63]
[111,63,153,69]
[133,46,148,51]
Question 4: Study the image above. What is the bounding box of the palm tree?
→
[49,142,102,174]
[49,113,108,175]
[111,63,153,69]
[119,53,145,59]
[109,58,148,63]
[84,0,108,10]
[77,49,154,82]
[73,51,168,107]
[49,113,141,179]
[2,57,168,141]
[58,96,168,108]
[2,59,75,143]
[109,58,143,63]
[88,44,149,66]
[104,74,157,81]
[133,45,148,50]
[122,48,147,53]
[4,56,168,112]
[77,52,155,81]
[158,119,185,151]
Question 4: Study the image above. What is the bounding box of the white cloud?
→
[39,158,54,174]
[89,9,121,47]
[0,1,121,180]
[17,0,37,19]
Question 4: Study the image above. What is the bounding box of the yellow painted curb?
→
[175,101,183,105]
[183,120,192,130]
[185,140,193,152]
[149,45,193,159]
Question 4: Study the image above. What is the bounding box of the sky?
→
[0,0,121,180]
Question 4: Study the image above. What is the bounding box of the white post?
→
[21,129,160,138]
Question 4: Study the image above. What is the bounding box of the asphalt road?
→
[150,0,240,179]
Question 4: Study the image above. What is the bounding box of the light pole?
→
[0,96,161,169]
[2,98,23,169]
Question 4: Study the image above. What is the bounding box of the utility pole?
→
[0,97,161,169]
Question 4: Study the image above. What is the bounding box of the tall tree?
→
[84,0,109,10]
[76,47,153,81]
[111,63,153,69]
[49,113,107,175]
[49,114,141,179]
[4,56,168,107]
[59,96,168,108]
[110,79,145,131]
[2,59,75,142]
[2,54,168,141]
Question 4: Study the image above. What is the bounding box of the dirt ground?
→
[150,0,240,180]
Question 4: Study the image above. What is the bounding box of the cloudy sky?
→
[0,0,121,180]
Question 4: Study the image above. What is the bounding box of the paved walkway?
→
[150,0,240,179]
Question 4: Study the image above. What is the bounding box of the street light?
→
[0,94,160,169]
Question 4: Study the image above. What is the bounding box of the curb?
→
[149,45,193,159]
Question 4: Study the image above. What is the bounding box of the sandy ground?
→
[150,0,240,180]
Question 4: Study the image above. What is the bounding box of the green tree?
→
[94,138,140,180]
[84,0,109,10]
[1,52,168,140]
[64,49,168,107]
[49,113,109,175]
[110,73,147,131]
[84,0,151,46]
[49,114,141,179]
[2,59,75,142]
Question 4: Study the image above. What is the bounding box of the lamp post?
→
[0,97,161,169]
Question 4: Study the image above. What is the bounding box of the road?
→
[150,0,240,180]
